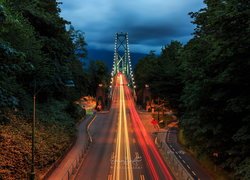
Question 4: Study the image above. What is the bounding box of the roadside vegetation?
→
[0,0,109,179]
[134,0,250,179]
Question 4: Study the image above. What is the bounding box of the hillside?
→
[0,100,80,179]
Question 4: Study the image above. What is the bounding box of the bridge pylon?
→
[111,32,135,89]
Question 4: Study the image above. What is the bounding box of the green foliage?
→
[181,1,250,178]
[134,51,158,91]
[69,25,87,60]
[65,102,86,122]
[68,26,89,98]
[88,60,110,96]
[134,44,183,109]
[0,0,90,103]
[0,1,40,107]
[182,1,250,177]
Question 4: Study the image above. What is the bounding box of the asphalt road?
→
[166,128,212,180]
[75,74,173,180]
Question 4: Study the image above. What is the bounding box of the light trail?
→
[123,79,173,180]
[113,74,133,180]
[113,75,122,179]
[121,76,133,179]
[112,74,172,179]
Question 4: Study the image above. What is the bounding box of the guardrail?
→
[61,142,90,180]
[61,114,96,180]
[156,132,194,180]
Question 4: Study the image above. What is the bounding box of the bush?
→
[65,102,86,122]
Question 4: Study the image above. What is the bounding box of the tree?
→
[0,1,41,107]
[180,0,250,178]
[134,45,183,109]
[69,25,87,60]
[88,60,110,96]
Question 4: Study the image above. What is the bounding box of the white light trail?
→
[113,74,133,180]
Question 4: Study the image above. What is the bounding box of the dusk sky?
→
[59,0,205,54]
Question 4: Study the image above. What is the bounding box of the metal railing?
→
[61,142,90,180]
[61,114,96,180]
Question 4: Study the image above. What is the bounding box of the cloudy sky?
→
[59,0,205,54]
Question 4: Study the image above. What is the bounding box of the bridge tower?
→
[111,32,135,88]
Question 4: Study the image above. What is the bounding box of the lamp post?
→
[30,95,36,180]
[30,80,75,180]
[30,83,42,180]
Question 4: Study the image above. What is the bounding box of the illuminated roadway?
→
[75,74,173,180]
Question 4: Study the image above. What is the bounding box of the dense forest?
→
[0,0,109,179]
[134,0,250,179]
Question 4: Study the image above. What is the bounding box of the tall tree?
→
[88,60,109,96]
[134,45,183,109]
[0,1,42,107]
[180,0,250,178]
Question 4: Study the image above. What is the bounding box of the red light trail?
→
[122,75,173,180]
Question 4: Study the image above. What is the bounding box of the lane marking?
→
[87,115,97,143]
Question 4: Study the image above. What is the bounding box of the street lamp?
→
[30,94,36,180]
[30,80,75,180]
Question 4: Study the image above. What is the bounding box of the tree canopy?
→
[0,0,93,106]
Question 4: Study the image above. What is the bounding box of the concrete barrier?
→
[60,114,96,180]
[156,132,194,180]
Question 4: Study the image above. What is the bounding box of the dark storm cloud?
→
[59,0,205,53]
